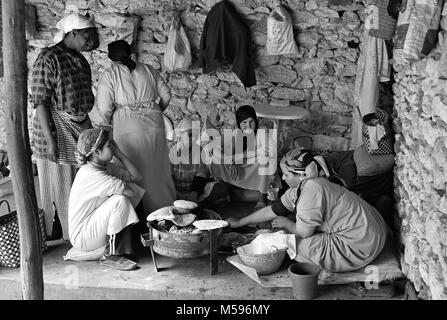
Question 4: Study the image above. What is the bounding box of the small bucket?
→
[288,262,320,300]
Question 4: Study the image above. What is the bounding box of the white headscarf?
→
[53,13,95,44]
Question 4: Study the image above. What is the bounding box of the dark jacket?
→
[198,0,256,88]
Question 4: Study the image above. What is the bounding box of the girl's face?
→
[95,140,114,163]
[239,117,256,134]
[280,163,306,188]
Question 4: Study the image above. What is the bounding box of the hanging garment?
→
[395,0,443,60]
[351,29,391,149]
[265,5,299,56]
[366,0,397,40]
[198,0,256,87]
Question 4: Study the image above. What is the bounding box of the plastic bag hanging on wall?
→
[163,17,192,72]
[265,5,299,56]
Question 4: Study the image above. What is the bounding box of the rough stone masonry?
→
[1,0,447,300]
[393,42,447,299]
[0,0,365,155]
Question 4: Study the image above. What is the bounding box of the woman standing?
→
[30,13,99,240]
[95,40,176,214]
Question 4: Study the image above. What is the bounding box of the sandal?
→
[100,255,138,271]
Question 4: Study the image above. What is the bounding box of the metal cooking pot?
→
[141,208,224,259]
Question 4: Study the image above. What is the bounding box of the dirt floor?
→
[0,176,406,300]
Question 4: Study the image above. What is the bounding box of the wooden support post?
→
[2,0,44,300]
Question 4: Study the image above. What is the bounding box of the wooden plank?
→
[209,229,218,275]
[1,0,44,300]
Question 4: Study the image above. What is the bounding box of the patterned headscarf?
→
[75,128,109,165]
[280,149,330,179]
[53,13,96,44]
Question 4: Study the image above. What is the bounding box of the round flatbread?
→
[171,213,196,227]
[193,219,229,231]
[147,206,175,222]
[173,200,198,210]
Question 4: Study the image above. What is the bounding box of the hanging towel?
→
[351,31,390,149]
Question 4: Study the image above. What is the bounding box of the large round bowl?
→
[237,245,287,275]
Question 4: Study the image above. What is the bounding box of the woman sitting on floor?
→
[226,149,388,272]
[170,117,233,207]
[202,105,277,211]
[68,128,144,271]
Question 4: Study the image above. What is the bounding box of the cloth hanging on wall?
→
[355,33,390,115]
[366,0,397,40]
[352,33,390,149]
[395,0,443,61]
[351,1,394,149]
[198,0,256,88]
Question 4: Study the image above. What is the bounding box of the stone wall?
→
[0,0,366,154]
[393,45,447,299]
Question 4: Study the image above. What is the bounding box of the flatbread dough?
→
[173,200,198,210]
[193,219,229,230]
[147,206,175,221]
[171,213,196,227]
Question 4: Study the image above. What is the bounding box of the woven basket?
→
[237,244,287,275]
[0,200,47,268]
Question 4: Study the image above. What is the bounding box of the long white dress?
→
[68,162,143,251]
[95,62,176,214]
